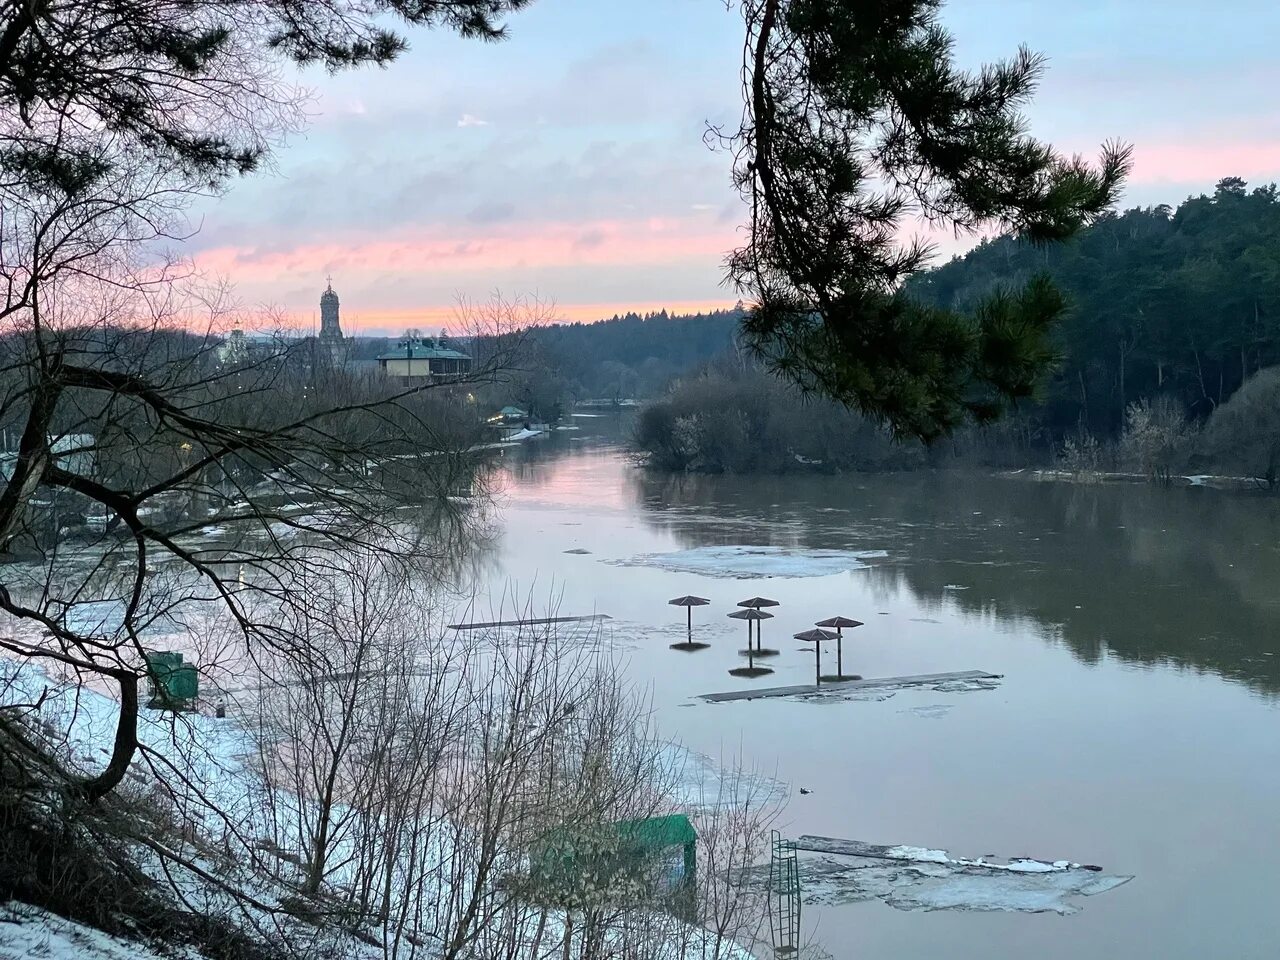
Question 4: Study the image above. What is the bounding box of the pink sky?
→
[185,1,1280,333]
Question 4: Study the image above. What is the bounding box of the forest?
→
[636,178,1280,481]
[910,177,1280,439]
[522,306,743,400]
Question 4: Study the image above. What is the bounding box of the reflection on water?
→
[504,424,1280,697]
[628,469,1280,697]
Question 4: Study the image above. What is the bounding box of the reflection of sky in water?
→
[477,421,1280,960]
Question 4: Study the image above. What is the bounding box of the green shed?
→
[527,813,698,919]
[145,650,199,711]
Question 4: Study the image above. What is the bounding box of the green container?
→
[145,651,199,710]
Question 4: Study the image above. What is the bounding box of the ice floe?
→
[661,743,790,810]
[739,837,1131,915]
[900,704,954,719]
[608,545,887,579]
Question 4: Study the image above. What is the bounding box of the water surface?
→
[478,418,1280,959]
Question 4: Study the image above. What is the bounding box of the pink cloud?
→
[193,216,739,289]
[191,215,743,332]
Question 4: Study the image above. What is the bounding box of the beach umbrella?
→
[728,607,774,651]
[815,616,864,678]
[669,595,710,642]
[736,596,780,609]
[794,628,838,685]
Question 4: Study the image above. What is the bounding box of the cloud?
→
[456,113,490,128]
[572,229,606,251]
[195,215,736,278]
[467,201,516,224]
[188,213,740,327]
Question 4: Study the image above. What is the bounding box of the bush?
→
[1119,396,1192,483]
[633,363,924,473]
[1199,366,1280,485]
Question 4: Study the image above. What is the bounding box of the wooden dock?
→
[698,670,1000,703]
[792,837,923,859]
[447,614,610,631]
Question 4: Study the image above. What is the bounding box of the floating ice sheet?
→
[660,743,790,810]
[609,545,887,579]
[742,837,1132,915]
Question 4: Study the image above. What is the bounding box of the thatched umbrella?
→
[815,616,864,678]
[794,628,838,685]
[728,607,774,653]
[669,595,710,643]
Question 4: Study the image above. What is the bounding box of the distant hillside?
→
[526,306,744,399]
[907,177,1280,438]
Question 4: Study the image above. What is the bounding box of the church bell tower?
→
[318,278,345,361]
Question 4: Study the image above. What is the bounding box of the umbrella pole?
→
[687,605,692,642]
[837,628,843,677]
[815,644,822,686]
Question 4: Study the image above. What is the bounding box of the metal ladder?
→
[768,830,801,957]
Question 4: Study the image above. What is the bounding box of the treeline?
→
[526,306,742,400]
[909,177,1280,438]
[634,359,1280,482]
[637,177,1280,481]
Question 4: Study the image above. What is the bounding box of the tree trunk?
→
[1118,340,1126,421]
[78,671,139,803]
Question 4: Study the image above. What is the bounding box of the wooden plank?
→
[698,670,1000,703]
[447,614,611,631]
[793,837,901,859]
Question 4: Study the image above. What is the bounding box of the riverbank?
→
[1005,467,1273,493]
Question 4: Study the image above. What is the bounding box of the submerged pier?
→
[447,614,611,631]
[698,669,1000,702]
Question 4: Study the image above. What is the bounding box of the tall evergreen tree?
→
[727,0,1131,440]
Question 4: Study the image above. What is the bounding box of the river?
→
[473,414,1280,960]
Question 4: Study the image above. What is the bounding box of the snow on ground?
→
[2,660,762,960]
[608,545,887,579]
[0,903,183,960]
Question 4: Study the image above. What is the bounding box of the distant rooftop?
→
[376,336,471,362]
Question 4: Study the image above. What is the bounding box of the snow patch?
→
[661,743,789,809]
[0,903,178,960]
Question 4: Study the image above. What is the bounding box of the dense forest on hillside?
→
[525,306,742,400]
[909,177,1280,438]
[637,179,1280,481]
